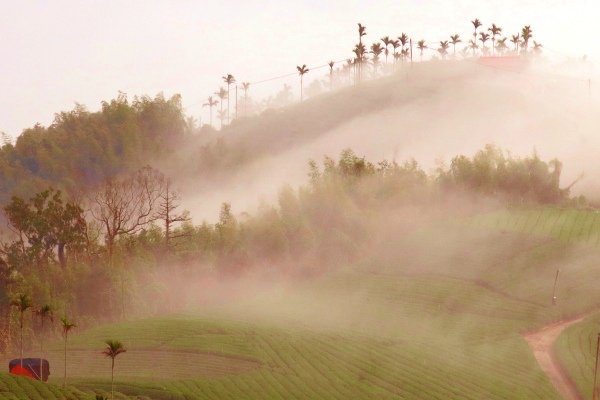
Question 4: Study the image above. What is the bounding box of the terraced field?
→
[554,314,600,400]
[5,205,600,399]
[473,207,600,244]
[0,373,94,400]
[25,268,566,400]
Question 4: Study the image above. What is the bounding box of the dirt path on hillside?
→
[524,316,585,400]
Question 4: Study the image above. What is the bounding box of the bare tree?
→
[90,166,166,316]
[156,179,190,252]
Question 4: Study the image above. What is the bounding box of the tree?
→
[214,88,228,129]
[60,316,76,387]
[471,18,482,50]
[357,23,367,44]
[4,189,86,269]
[450,34,461,56]
[156,179,190,252]
[352,43,367,82]
[11,294,31,368]
[488,24,502,55]
[370,43,383,73]
[521,26,533,53]
[222,74,236,125]
[202,96,218,128]
[102,339,127,400]
[479,32,490,54]
[469,40,479,55]
[35,305,52,381]
[496,37,508,54]
[417,40,427,61]
[217,109,227,128]
[391,40,401,67]
[296,65,309,101]
[381,36,391,64]
[533,41,543,55]
[327,61,335,90]
[437,41,450,59]
[398,33,410,64]
[241,82,251,115]
[89,166,166,316]
[511,34,520,54]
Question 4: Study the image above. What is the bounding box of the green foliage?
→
[102,339,127,360]
[0,93,185,205]
[437,144,567,203]
[555,315,600,399]
[3,189,86,269]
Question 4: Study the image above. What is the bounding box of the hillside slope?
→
[174,61,599,220]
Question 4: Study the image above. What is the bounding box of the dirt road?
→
[524,316,585,400]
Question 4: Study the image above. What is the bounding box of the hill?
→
[2,206,599,399]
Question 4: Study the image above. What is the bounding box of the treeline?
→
[0,145,575,353]
[0,93,187,206]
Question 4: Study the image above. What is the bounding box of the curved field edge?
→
[555,314,600,400]
[40,275,566,400]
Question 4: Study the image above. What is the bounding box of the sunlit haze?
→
[0,0,597,137]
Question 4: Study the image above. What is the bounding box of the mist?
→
[176,60,599,223]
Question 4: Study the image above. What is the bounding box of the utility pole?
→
[410,39,413,65]
[552,269,560,305]
[593,333,600,400]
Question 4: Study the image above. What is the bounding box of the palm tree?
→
[217,109,226,128]
[401,48,410,62]
[533,41,543,55]
[437,41,450,59]
[381,36,391,64]
[357,23,367,44]
[479,32,490,55]
[103,340,127,400]
[488,24,502,55]
[222,74,235,124]
[398,33,409,63]
[327,61,335,90]
[511,34,520,54]
[370,43,383,74]
[296,65,309,101]
[241,82,250,115]
[417,40,427,61]
[214,87,228,129]
[469,40,479,55]
[202,96,218,127]
[391,39,401,67]
[60,317,76,388]
[35,305,52,380]
[495,37,508,54]
[471,18,482,49]
[353,43,367,82]
[450,34,461,56]
[521,25,533,53]
[11,294,32,369]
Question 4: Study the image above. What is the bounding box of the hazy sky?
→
[0,0,597,137]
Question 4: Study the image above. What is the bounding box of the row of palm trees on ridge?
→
[202,19,542,129]
[10,294,126,400]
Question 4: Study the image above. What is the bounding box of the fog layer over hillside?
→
[178,61,598,222]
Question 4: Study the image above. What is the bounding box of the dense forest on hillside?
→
[0,93,187,206]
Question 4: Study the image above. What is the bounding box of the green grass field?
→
[554,314,600,400]
[5,205,600,399]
